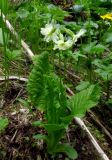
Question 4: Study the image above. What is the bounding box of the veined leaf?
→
[54,144,78,160]
[27,51,50,111]
[76,81,90,91]
[69,85,100,117]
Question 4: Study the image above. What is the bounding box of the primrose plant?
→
[40,20,86,50]
[27,21,100,159]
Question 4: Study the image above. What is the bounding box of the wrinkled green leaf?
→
[69,85,100,117]
[54,144,78,160]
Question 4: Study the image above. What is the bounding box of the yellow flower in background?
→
[100,13,112,20]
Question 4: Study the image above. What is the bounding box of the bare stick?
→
[0,76,28,82]
[88,111,112,141]
[75,117,109,160]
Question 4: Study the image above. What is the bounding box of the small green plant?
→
[27,51,100,159]
[0,117,9,134]
[93,54,112,100]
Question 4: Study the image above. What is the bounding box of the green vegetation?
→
[0,0,112,159]
[0,117,9,134]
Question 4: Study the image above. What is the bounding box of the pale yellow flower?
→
[41,21,86,50]
[53,34,73,50]
[41,23,60,42]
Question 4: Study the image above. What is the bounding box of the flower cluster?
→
[41,22,86,50]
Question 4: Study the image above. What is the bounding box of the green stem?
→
[106,76,110,101]
[58,51,62,88]
[52,49,55,72]
[1,11,9,88]
[64,55,67,80]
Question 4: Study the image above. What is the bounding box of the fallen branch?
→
[1,13,110,160]
[88,111,112,142]
[75,117,109,160]
[0,76,28,82]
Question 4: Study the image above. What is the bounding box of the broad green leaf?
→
[69,85,100,117]
[17,9,29,19]
[103,32,112,43]
[0,117,9,133]
[76,81,90,91]
[54,144,78,160]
